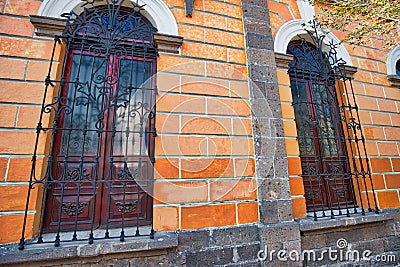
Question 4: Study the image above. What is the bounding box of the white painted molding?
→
[387,45,400,76]
[38,0,178,36]
[296,0,314,22]
[274,19,353,66]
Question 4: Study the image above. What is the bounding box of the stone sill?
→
[0,232,178,265]
[298,211,393,233]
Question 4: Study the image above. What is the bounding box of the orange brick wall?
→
[153,0,258,232]
[0,0,61,244]
[271,0,400,218]
[0,0,258,244]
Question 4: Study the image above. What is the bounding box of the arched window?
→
[20,1,157,248]
[287,39,360,215]
[396,60,400,77]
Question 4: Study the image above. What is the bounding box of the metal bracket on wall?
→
[185,0,195,17]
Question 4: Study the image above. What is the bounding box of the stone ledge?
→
[388,75,400,87]
[0,232,178,266]
[298,212,393,233]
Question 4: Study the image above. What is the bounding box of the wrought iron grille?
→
[19,0,158,249]
[287,22,379,220]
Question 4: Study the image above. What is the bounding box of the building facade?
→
[0,0,399,266]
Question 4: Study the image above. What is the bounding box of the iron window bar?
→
[287,21,379,221]
[19,0,158,250]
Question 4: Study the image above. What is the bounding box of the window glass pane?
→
[114,60,152,157]
[311,84,339,156]
[291,81,315,156]
[61,55,107,155]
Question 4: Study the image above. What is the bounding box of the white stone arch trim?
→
[38,0,178,36]
[296,0,314,22]
[274,19,353,66]
[387,45,400,76]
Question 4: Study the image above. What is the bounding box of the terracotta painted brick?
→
[269,12,285,30]
[151,73,171,98]
[377,191,400,209]
[391,114,400,126]
[350,81,365,95]
[357,58,379,72]
[377,142,399,156]
[372,73,390,87]
[345,44,367,58]
[207,97,251,116]
[235,158,255,177]
[181,42,228,62]
[358,111,372,124]
[0,106,17,128]
[208,138,254,156]
[227,17,244,33]
[181,158,234,179]
[385,128,400,141]
[363,126,385,140]
[279,86,293,102]
[356,96,378,111]
[181,76,229,96]
[26,60,58,82]
[230,80,250,99]
[232,118,253,136]
[158,54,205,76]
[0,57,26,80]
[384,87,400,100]
[0,36,55,60]
[365,49,387,62]
[204,0,242,18]
[178,25,204,42]
[391,158,400,172]
[378,99,397,113]
[153,207,178,231]
[370,158,392,172]
[277,71,290,86]
[0,131,45,154]
[358,174,385,191]
[292,197,307,219]
[237,202,259,225]
[155,135,207,156]
[0,15,33,37]
[281,103,295,119]
[288,157,302,176]
[364,84,385,98]
[353,70,373,84]
[283,121,297,137]
[154,158,179,179]
[210,179,257,201]
[0,158,8,181]
[385,174,400,189]
[203,12,227,30]
[17,106,50,129]
[206,29,245,48]
[228,48,246,65]
[0,214,34,244]
[205,62,247,80]
[154,181,208,204]
[181,204,236,229]
[268,1,294,22]
[7,157,43,182]
[181,116,232,135]
[4,0,41,16]
[171,9,210,29]
[0,185,36,211]
[285,139,299,156]
[363,142,378,156]
[371,112,392,126]
[289,177,305,196]
[0,81,46,104]
[157,93,206,114]
[156,114,180,134]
